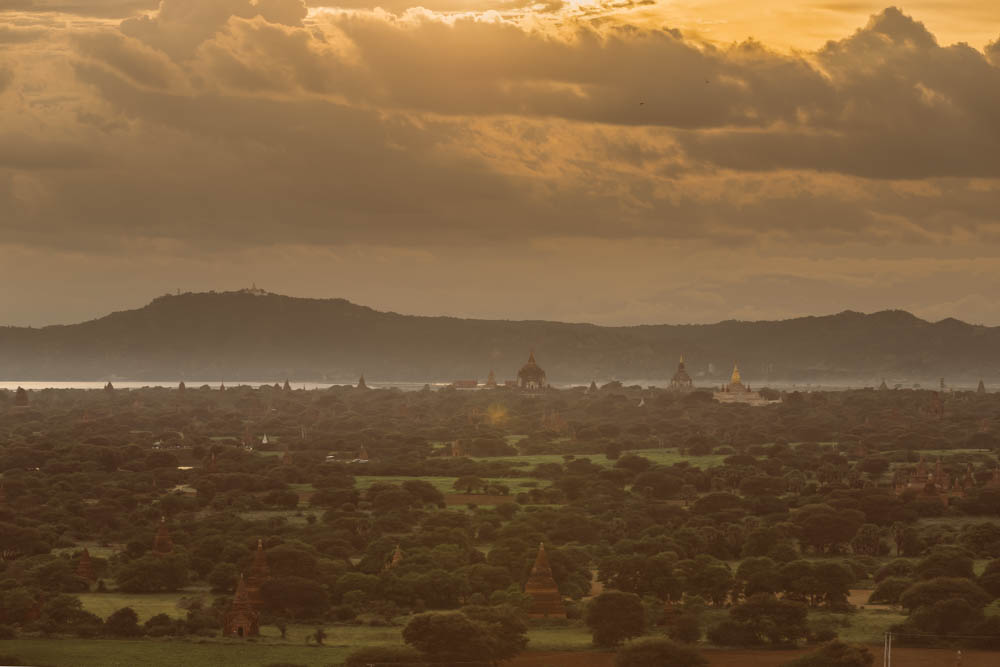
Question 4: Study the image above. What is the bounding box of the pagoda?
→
[153,517,174,554]
[223,574,260,638]
[76,548,95,581]
[517,352,547,390]
[245,539,270,611]
[357,374,368,390]
[384,545,403,572]
[978,379,987,394]
[879,379,889,391]
[14,386,28,407]
[485,370,497,389]
[525,543,566,618]
[283,379,292,392]
[587,380,598,394]
[713,363,772,406]
[669,356,694,392]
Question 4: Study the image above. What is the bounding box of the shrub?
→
[783,640,874,667]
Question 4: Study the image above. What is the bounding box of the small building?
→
[517,352,547,390]
[484,370,497,388]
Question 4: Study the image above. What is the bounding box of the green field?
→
[473,448,729,470]
[353,475,540,495]
[0,609,904,667]
[79,591,207,622]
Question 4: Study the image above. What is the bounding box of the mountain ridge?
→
[1,290,997,384]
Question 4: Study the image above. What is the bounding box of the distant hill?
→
[1,290,999,385]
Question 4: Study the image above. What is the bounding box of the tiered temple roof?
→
[153,517,174,554]
[223,574,260,637]
[357,375,368,390]
[485,370,497,388]
[245,539,270,611]
[978,380,987,394]
[385,545,403,571]
[76,548,95,581]
[517,352,547,390]
[669,356,694,392]
[525,543,566,618]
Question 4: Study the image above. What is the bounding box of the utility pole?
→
[883,632,892,667]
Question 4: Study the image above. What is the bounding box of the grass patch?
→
[472,448,728,471]
[354,475,540,495]
[78,592,195,622]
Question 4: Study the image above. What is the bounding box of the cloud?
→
[2,3,1000,327]
[120,0,308,58]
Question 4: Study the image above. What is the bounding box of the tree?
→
[729,594,808,646]
[667,613,702,644]
[207,563,239,593]
[585,591,646,647]
[615,639,707,667]
[783,640,874,667]
[898,577,991,613]
[453,476,486,494]
[115,554,188,593]
[104,607,141,637]
[850,524,882,556]
[402,612,494,663]
[868,577,912,605]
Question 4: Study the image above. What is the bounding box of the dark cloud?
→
[0,0,159,18]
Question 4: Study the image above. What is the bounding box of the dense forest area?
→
[2,382,1000,666]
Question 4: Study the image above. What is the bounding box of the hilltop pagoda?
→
[525,543,566,618]
[978,379,987,394]
[357,374,368,390]
[223,574,260,638]
[517,352,547,390]
[153,517,174,554]
[669,356,694,392]
[879,379,889,391]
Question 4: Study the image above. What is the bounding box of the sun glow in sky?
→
[1,1,1000,327]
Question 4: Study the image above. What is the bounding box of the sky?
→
[1,1,999,327]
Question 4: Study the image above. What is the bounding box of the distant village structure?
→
[713,363,775,406]
[892,457,997,506]
[669,356,694,392]
[517,352,547,390]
